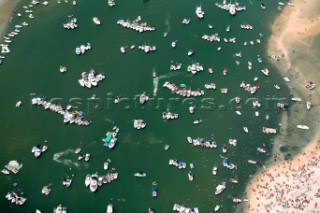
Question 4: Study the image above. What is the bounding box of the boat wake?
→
[53,149,80,167]
[165,14,171,34]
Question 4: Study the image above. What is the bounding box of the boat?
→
[222,144,227,153]
[134,172,146,177]
[235,111,242,115]
[74,147,81,154]
[274,84,280,90]
[195,6,205,19]
[214,205,220,211]
[41,185,51,195]
[187,49,194,56]
[291,97,302,102]
[243,127,248,133]
[78,154,84,161]
[189,106,195,114]
[164,144,170,150]
[90,173,98,192]
[212,166,217,175]
[187,137,192,144]
[215,182,226,195]
[1,169,9,174]
[188,171,193,181]
[92,17,101,25]
[171,40,177,48]
[233,198,242,203]
[151,181,158,197]
[193,119,202,124]
[148,208,155,213]
[85,175,91,187]
[248,160,257,164]
[54,204,67,213]
[120,46,126,53]
[257,147,266,153]
[307,101,312,110]
[85,153,90,161]
[107,204,113,213]
[62,178,72,187]
[59,66,67,73]
[229,178,238,184]
[104,162,109,170]
[306,82,316,90]
[15,101,22,107]
[139,93,149,104]
[297,125,309,130]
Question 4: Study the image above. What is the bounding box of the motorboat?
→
[74,147,81,154]
[193,119,202,124]
[195,6,205,19]
[187,137,192,143]
[189,106,195,114]
[229,178,238,184]
[306,82,316,90]
[59,66,67,73]
[171,40,177,48]
[188,171,193,181]
[41,185,51,195]
[120,46,126,53]
[107,204,113,213]
[274,84,280,90]
[243,127,248,133]
[148,208,155,213]
[151,181,158,197]
[215,182,226,195]
[187,49,194,56]
[212,166,217,175]
[104,162,109,170]
[54,204,67,213]
[235,111,242,115]
[214,205,220,211]
[233,198,242,203]
[140,93,149,104]
[248,160,257,164]
[307,101,312,110]
[84,153,90,162]
[90,173,98,192]
[164,144,170,150]
[1,169,9,174]
[297,125,309,130]
[291,97,302,102]
[134,172,146,177]
[85,175,91,187]
[257,147,266,153]
[92,17,101,25]
[15,101,22,107]
[62,178,72,187]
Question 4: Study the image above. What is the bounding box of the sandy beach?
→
[0,0,20,38]
[245,0,320,212]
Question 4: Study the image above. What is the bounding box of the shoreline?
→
[244,0,320,212]
[0,0,20,38]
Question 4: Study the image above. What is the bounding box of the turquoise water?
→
[0,0,289,212]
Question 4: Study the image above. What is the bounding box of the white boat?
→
[243,127,248,133]
[195,6,205,19]
[214,205,220,212]
[187,137,192,144]
[15,101,22,107]
[84,153,90,161]
[187,49,194,56]
[283,77,290,82]
[107,204,113,213]
[189,106,195,114]
[307,101,312,110]
[74,147,81,154]
[229,4,236,15]
[120,46,126,53]
[291,97,302,102]
[212,166,217,175]
[171,40,177,48]
[297,125,309,130]
[90,173,98,192]
[274,84,280,90]
[62,179,72,187]
[248,160,257,164]
[1,169,9,174]
[235,111,242,115]
[215,182,226,195]
[85,175,91,187]
[41,185,51,195]
[188,171,193,181]
[92,17,101,25]
[134,172,146,177]
[104,162,109,170]
[164,144,170,150]
[193,119,202,124]
[257,147,266,153]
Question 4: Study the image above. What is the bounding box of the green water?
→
[0,0,290,212]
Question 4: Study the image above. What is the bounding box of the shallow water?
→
[0,0,294,212]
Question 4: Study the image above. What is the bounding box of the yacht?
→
[215,182,226,195]
[297,125,309,130]
[188,171,193,181]
[134,172,147,177]
[90,173,98,192]
[195,6,204,19]
[107,204,113,213]
[92,17,101,25]
[85,175,91,187]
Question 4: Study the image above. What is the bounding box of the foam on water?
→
[53,149,80,167]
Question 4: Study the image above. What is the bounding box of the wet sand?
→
[245,0,320,212]
[0,0,20,38]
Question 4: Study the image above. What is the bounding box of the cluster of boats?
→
[75,43,91,55]
[41,184,52,196]
[117,17,156,33]
[187,137,218,148]
[78,70,105,88]
[261,126,277,134]
[162,112,178,120]
[222,159,237,170]
[306,82,316,90]
[31,96,92,126]
[170,63,182,71]
[202,34,221,42]
[31,145,48,158]
[5,191,27,205]
[134,119,146,129]
[169,159,187,169]
[173,203,199,213]
[204,83,216,90]
[3,160,23,174]
[53,204,67,213]
[228,139,237,147]
[163,82,205,97]
[187,63,203,74]
[195,6,205,19]
[138,45,156,53]
[215,0,246,16]
[212,166,218,175]
[63,18,77,29]
[102,126,119,149]
[240,24,253,30]
[240,81,260,94]
[84,172,118,192]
